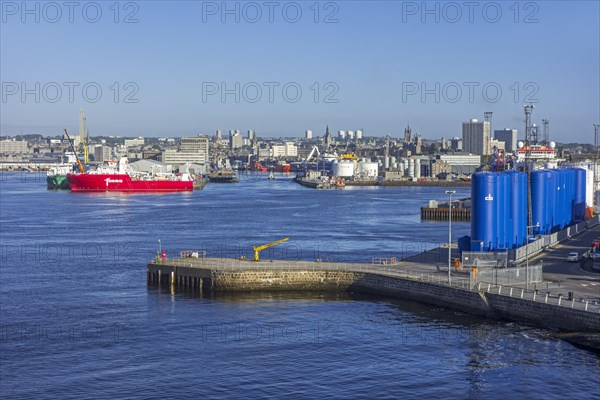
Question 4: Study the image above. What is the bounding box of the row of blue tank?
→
[471,171,527,251]
[470,168,587,252]
[531,168,586,234]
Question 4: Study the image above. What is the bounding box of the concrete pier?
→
[147,258,600,337]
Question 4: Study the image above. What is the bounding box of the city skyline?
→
[1,1,598,142]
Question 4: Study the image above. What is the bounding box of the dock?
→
[147,256,600,341]
[421,198,471,221]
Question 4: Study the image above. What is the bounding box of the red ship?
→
[67,158,193,192]
[68,173,193,192]
[273,163,291,173]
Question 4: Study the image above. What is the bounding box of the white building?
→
[124,137,145,148]
[271,142,297,158]
[0,140,28,153]
[305,130,313,139]
[230,131,243,149]
[162,135,210,167]
[462,118,491,155]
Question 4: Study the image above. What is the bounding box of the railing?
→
[477,281,600,314]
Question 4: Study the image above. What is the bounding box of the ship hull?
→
[47,175,70,190]
[67,173,193,192]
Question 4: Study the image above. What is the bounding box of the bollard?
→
[545,293,549,303]
[521,289,524,299]
[558,295,562,306]
[509,288,513,297]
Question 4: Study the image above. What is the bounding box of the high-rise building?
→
[338,130,346,139]
[162,135,210,167]
[181,135,210,155]
[462,118,491,155]
[305,130,313,139]
[494,129,518,153]
[215,129,222,141]
[356,130,363,140]
[450,137,463,151]
[247,130,255,141]
[230,131,243,149]
[94,145,112,162]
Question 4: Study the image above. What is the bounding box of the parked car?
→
[567,252,580,262]
[590,252,600,260]
[591,238,600,247]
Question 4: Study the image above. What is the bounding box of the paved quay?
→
[147,253,600,341]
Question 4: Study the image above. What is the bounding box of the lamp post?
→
[525,223,539,290]
[446,190,456,284]
[158,239,161,254]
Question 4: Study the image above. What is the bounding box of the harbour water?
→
[1,173,599,399]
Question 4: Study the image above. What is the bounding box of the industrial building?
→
[438,154,481,175]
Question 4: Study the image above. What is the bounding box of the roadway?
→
[532,225,600,302]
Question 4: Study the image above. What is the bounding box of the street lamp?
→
[158,239,161,254]
[525,222,539,290]
[446,190,456,284]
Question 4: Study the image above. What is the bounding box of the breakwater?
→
[147,259,600,337]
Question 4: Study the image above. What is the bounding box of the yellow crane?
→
[253,238,289,262]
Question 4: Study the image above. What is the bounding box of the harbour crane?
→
[253,238,289,262]
[63,128,86,174]
[304,145,320,164]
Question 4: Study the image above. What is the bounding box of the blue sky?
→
[1,0,599,142]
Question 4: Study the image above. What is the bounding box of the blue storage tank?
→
[495,173,507,249]
[518,171,528,246]
[504,171,516,248]
[564,168,576,224]
[553,169,563,230]
[531,170,548,234]
[471,172,498,251]
[574,168,586,221]
[558,169,568,229]
[505,171,527,248]
[458,235,471,255]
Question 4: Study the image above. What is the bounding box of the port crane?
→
[253,238,289,262]
[63,128,86,174]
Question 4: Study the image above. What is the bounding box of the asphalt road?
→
[532,225,600,302]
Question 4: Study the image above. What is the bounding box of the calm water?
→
[1,172,598,399]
